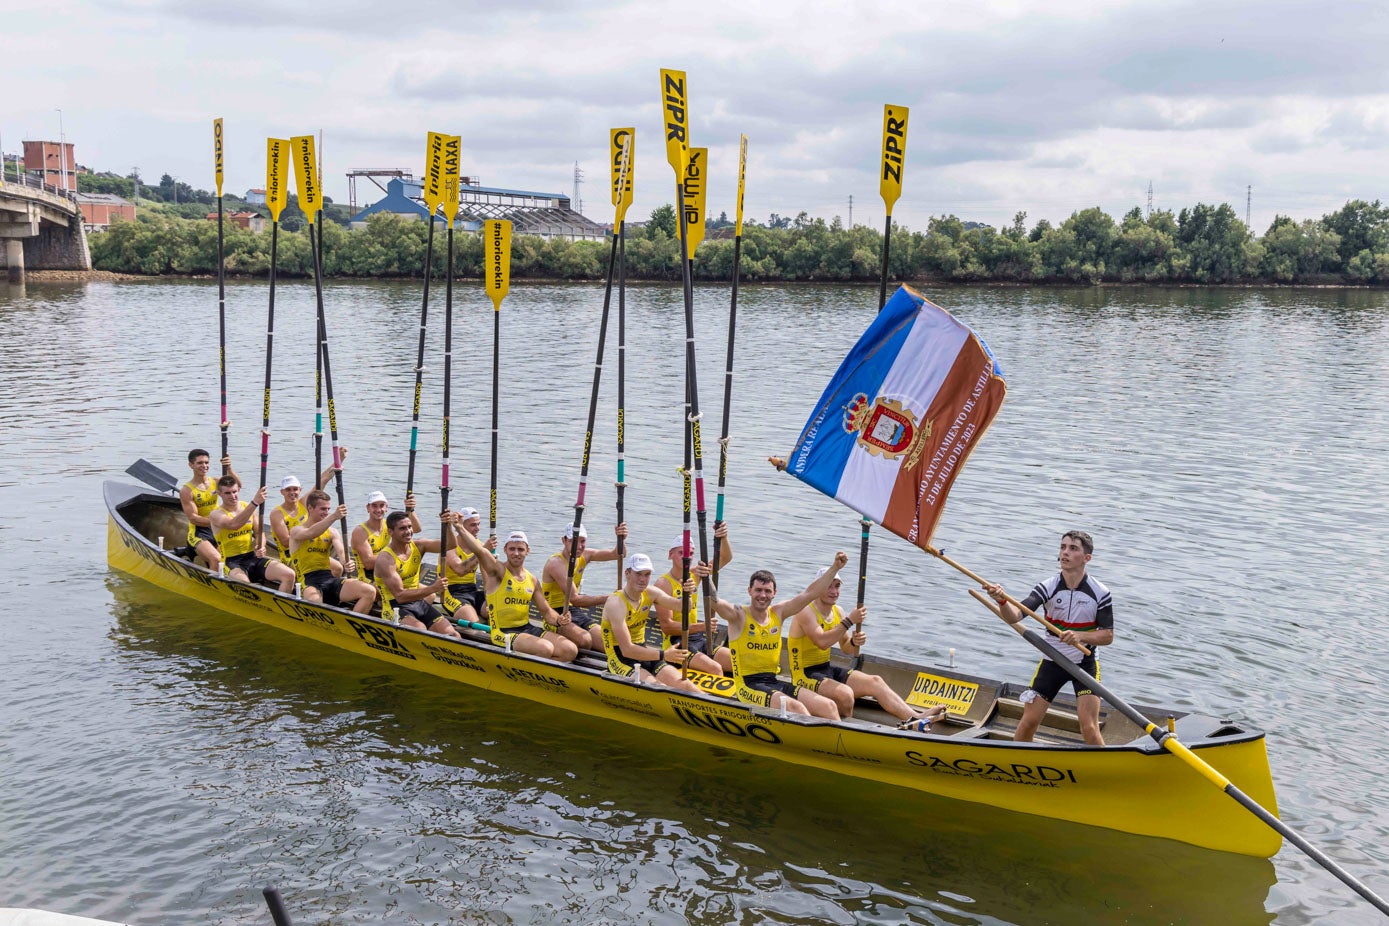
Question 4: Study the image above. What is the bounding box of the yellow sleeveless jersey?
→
[487,569,538,642]
[374,542,423,620]
[293,528,335,580]
[730,607,784,679]
[542,553,587,608]
[213,501,255,559]
[443,543,478,585]
[659,569,701,646]
[789,602,844,687]
[358,521,390,560]
[603,588,653,676]
[184,479,220,545]
[276,501,308,564]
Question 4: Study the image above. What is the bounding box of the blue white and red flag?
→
[785,285,1007,550]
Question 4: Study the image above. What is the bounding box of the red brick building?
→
[23,140,76,192]
[76,192,136,231]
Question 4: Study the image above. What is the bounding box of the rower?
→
[710,553,849,718]
[268,453,343,571]
[539,522,628,652]
[788,567,944,725]
[207,475,295,593]
[290,490,377,614]
[455,528,578,663]
[654,522,734,675]
[441,506,490,626]
[601,553,703,692]
[351,489,421,584]
[373,510,458,637]
[179,448,239,572]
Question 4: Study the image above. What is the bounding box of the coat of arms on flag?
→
[845,394,933,468]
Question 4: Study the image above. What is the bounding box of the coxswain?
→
[601,553,704,692]
[441,507,491,626]
[207,475,295,593]
[373,510,457,636]
[788,567,944,725]
[179,448,240,572]
[290,489,377,614]
[540,522,628,652]
[709,553,849,718]
[351,490,421,584]
[268,453,343,571]
[455,528,578,662]
[654,523,734,675]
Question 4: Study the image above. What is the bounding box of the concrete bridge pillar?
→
[4,239,22,283]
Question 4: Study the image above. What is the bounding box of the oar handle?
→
[930,545,1090,656]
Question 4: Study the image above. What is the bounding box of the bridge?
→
[0,176,91,282]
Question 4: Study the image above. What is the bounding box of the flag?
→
[785,284,1006,549]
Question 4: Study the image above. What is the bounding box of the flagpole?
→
[856,104,911,661]
[710,135,747,618]
[256,138,290,551]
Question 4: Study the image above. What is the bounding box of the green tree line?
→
[90,199,1389,284]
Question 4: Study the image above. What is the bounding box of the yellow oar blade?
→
[442,134,462,225]
[735,134,748,236]
[290,134,322,223]
[660,67,689,179]
[682,146,707,258]
[213,118,224,199]
[610,127,634,229]
[266,138,290,223]
[422,131,448,220]
[879,104,909,216]
[484,219,512,311]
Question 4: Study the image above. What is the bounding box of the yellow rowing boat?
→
[106,478,1281,857]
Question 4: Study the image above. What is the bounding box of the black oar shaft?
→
[878,212,893,312]
[217,193,228,464]
[308,223,352,567]
[710,231,741,605]
[405,216,437,498]
[615,225,627,586]
[256,220,280,542]
[563,231,620,611]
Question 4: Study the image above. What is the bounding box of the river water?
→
[1,276,1386,925]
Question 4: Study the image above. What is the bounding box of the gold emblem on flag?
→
[844,394,932,467]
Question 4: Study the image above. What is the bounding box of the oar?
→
[293,134,353,567]
[483,219,512,545]
[561,131,630,613]
[853,104,912,661]
[213,118,229,464]
[256,138,290,549]
[661,68,717,653]
[313,211,324,479]
[931,544,1089,654]
[611,128,634,586]
[407,132,449,510]
[126,458,179,494]
[965,589,1389,917]
[438,133,461,581]
[710,134,748,617]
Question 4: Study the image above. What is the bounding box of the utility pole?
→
[56,108,68,192]
[848,194,853,228]
[1146,181,1153,220]
[1246,185,1252,229]
[132,167,140,206]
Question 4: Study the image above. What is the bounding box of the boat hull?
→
[105,480,1282,857]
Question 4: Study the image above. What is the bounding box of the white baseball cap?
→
[460,507,480,521]
[365,490,388,506]
[563,523,589,540]
[505,530,530,547]
[626,553,655,573]
[668,535,687,553]
[280,475,301,490]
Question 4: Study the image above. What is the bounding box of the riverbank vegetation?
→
[88,199,1389,285]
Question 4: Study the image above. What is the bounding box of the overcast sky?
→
[5,0,1387,232]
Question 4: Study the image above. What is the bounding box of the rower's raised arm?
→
[778,551,850,617]
[455,523,502,578]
